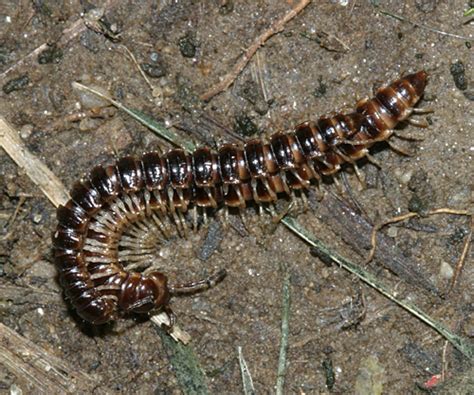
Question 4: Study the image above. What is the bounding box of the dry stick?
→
[200,0,311,101]
[119,44,156,94]
[238,346,255,395]
[446,216,473,295]
[0,116,70,208]
[0,322,96,393]
[365,209,471,264]
[0,116,190,344]
[276,267,291,395]
[0,1,119,81]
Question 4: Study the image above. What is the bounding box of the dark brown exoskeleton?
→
[52,71,428,325]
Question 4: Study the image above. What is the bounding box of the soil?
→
[0,1,473,394]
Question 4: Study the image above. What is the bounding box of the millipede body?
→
[53,71,428,325]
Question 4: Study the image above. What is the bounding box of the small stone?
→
[395,169,413,185]
[439,261,453,280]
[450,61,468,91]
[20,124,34,139]
[178,34,197,58]
[32,212,43,224]
[141,62,167,78]
[149,52,160,62]
[387,226,398,238]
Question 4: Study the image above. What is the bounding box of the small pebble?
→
[141,62,167,78]
[178,35,197,58]
[439,261,453,280]
[387,226,398,238]
[149,52,160,62]
[20,124,34,139]
[395,169,413,185]
[450,61,468,91]
[32,212,43,224]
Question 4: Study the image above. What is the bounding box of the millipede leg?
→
[352,163,366,189]
[192,206,198,232]
[172,212,184,238]
[177,210,189,238]
[300,192,309,212]
[223,206,229,229]
[393,132,425,142]
[250,179,260,204]
[365,153,382,168]
[406,117,429,128]
[388,140,413,156]
[332,175,344,194]
[412,107,434,114]
[151,212,171,239]
[170,269,227,296]
[203,208,208,226]
[270,201,294,224]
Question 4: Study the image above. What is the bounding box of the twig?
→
[446,216,472,295]
[379,9,473,41]
[0,116,70,208]
[119,44,157,95]
[150,314,191,344]
[441,340,449,382]
[200,0,311,101]
[3,195,27,231]
[276,266,291,395]
[238,346,255,395]
[366,209,471,264]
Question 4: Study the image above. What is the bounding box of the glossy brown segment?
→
[193,147,216,187]
[70,181,102,215]
[218,145,240,183]
[53,72,427,325]
[244,140,267,177]
[116,156,144,192]
[270,133,295,170]
[141,151,168,190]
[166,149,192,188]
[90,165,121,201]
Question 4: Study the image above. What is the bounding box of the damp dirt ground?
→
[0,1,473,394]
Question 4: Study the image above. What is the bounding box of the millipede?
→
[52,71,429,325]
